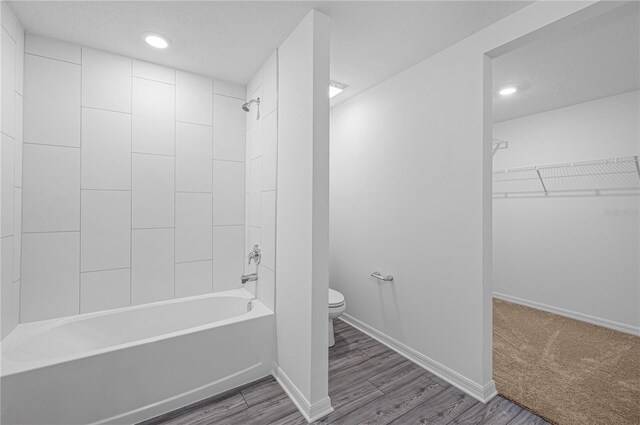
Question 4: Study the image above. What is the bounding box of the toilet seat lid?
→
[329,288,345,307]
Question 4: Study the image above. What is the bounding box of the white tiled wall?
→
[1,3,24,339]
[19,34,246,322]
[245,50,278,311]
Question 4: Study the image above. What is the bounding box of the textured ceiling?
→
[493,1,640,123]
[9,1,530,105]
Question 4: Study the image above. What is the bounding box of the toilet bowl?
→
[328,288,346,347]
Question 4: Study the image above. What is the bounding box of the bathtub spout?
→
[241,273,258,284]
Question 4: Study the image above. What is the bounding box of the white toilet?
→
[328,288,346,347]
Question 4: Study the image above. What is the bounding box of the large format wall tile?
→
[14,25,23,96]
[213,79,245,99]
[132,60,175,84]
[213,94,245,161]
[24,34,81,64]
[249,158,262,227]
[81,108,131,190]
[132,77,175,155]
[258,265,275,311]
[176,71,212,126]
[21,232,80,322]
[175,192,212,263]
[213,225,244,292]
[1,135,14,237]
[261,191,276,270]
[132,153,174,229]
[261,111,277,191]
[1,27,15,138]
[1,237,17,338]
[22,144,80,232]
[262,51,278,117]
[80,268,130,313]
[248,87,263,160]
[81,190,131,272]
[82,48,131,113]
[23,54,81,147]
[212,160,244,225]
[12,188,21,282]
[14,94,23,187]
[175,260,212,298]
[175,122,212,192]
[131,228,174,305]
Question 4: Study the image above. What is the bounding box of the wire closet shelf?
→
[493,155,640,197]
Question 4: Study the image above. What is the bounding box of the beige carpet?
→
[493,299,640,425]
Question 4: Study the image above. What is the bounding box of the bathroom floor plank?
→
[450,395,522,425]
[214,390,299,425]
[329,348,370,374]
[318,379,385,424]
[153,392,248,425]
[240,377,286,407]
[329,374,446,425]
[506,409,550,425]
[329,354,408,395]
[146,322,543,425]
[387,384,479,425]
[367,359,427,393]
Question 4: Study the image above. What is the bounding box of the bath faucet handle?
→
[248,244,261,265]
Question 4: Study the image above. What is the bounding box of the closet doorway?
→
[490,3,640,424]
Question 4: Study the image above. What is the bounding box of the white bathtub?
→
[1,289,275,425]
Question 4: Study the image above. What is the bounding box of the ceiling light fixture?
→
[498,86,518,96]
[330,81,347,98]
[143,33,170,49]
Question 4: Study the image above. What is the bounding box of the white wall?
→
[19,34,246,323]
[244,50,278,311]
[493,91,640,333]
[1,2,24,339]
[330,0,615,401]
[275,9,331,421]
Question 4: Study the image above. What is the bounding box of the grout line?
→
[81,188,131,192]
[131,151,174,158]
[175,259,213,265]
[175,119,213,128]
[130,59,134,306]
[81,266,131,274]
[81,105,131,115]
[212,92,245,102]
[213,223,244,227]
[132,75,175,86]
[213,158,244,163]
[23,141,80,149]
[1,23,17,43]
[79,47,83,315]
[24,52,80,66]
[18,41,26,323]
[173,68,177,299]
[22,230,80,235]
[131,226,175,231]
[176,190,213,194]
[211,94,215,294]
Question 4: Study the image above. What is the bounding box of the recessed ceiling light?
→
[143,33,170,49]
[330,81,347,98]
[498,86,518,96]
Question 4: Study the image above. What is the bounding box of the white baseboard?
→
[493,292,640,336]
[340,314,497,403]
[271,363,334,423]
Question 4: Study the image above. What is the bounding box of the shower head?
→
[242,97,260,119]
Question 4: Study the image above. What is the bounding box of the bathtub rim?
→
[1,288,271,377]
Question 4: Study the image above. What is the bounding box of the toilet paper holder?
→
[371,271,394,282]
